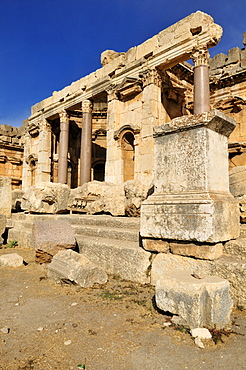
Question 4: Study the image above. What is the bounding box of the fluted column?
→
[192,47,210,114]
[58,110,69,184]
[80,100,93,186]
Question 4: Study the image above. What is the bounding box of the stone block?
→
[141,111,240,243]
[0,253,23,267]
[68,181,125,216]
[0,177,12,218]
[12,189,24,212]
[151,253,246,308]
[224,238,246,260]
[22,182,70,214]
[124,179,150,217]
[155,269,233,329]
[0,214,6,246]
[229,165,246,196]
[142,238,169,253]
[48,249,108,287]
[33,220,76,263]
[170,242,223,260]
[226,47,241,65]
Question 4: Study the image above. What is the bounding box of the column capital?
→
[59,109,69,123]
[106,86,119,102]
[191,47,210,67]
[82,99,93,113]
[139,68,163,88]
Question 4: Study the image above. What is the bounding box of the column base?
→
[140,191,240,243]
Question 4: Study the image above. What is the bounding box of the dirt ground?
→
[0,248,246,370]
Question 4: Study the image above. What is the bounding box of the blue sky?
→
[0,0,245,127]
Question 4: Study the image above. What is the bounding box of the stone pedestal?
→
[140,110,240,250]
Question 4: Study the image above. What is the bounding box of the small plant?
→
[6,240,18,248]
[99,290,124,300]
[172,324,190,334]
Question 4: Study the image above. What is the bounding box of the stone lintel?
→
[142,238,169,253]
[153,109,236,138]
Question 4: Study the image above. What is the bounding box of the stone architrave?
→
[0,177,12,218]
[140,110,240,250]
[33,220,76,263]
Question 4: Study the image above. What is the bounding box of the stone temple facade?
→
[0,11,246,193]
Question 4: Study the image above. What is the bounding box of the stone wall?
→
[0,124,24,189]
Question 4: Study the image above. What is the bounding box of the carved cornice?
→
[191,47,210,67]
[28,122,40,137]
[82,100,93,113]
[139,68,163,88]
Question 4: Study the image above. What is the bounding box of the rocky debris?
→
[155,269,233,329]
[47,249,108,288]
[22,182,70,214]
[0,327,10,334]
[194,337,205,348]
[68,181,125,216]
[12,189,24,212]
[124,180,149,217]
[0,177,12,218]
[33,220,76,263]
[191,328,212,339]
[0,253,23,267]
[0,214,6,246]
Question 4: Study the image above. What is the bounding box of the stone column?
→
[37,116,52,184]
[80,100,93,186]
[192,48,210,114]
[58,110,69,184]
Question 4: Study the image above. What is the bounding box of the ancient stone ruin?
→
[1,11,246,330]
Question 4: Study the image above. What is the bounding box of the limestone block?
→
[170,242,223,260]
[22,182,70,214]
[229,165,246,197]
[151,253,246,307]
[68,181,125,216]
[33,220,76,263]
[124,179,150,217]
[141,110,240,244]
[155,269,233,329]
[0,177,12,218]
[100,50,125,66]
[224,238,246,260]
[0,253,23,267]
[142,238,169,253]
[48,249,108,287]
[226,47,241,65]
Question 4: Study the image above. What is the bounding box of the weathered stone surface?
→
[48,249,108,287]
[68,181,125,216]
[141,110,240,244]
[155,269,233,329]
[229,165,246,197]
[191,328,212,339]
[22,182,70,214]
[124,180,150,217]
[151,253,246,307]
[0,214,6,246]
[142,238,169,253]
[170,242,223,260]
[100,50,125,66]
[33,220,76,263]
[224,238,246,260]
[0,177,12,218]
[0,253,23,267]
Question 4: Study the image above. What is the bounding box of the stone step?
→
[72,224,139,242]
[76,235,152,284]
[57,214,140,230]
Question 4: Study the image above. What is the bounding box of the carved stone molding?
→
[82,99,93,113]
[139,69,163,88]
[106,86,118,102]
[59,110,69,123]
[113,124,140,141]
[28,123,40,137]
[115,77,142,100]
[191,47,210,67]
